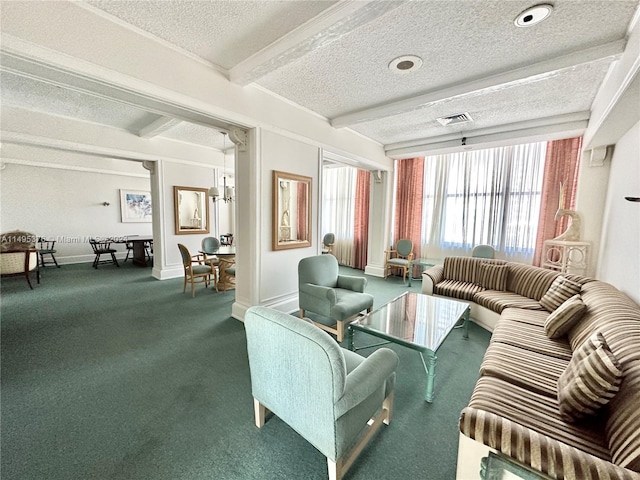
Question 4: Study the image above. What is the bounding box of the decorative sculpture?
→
[553,181,582,241]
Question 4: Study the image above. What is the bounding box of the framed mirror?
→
[174,186,210,235]
[273,170,312,250]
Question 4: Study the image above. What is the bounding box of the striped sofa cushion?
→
[491,318,574,360]
[506,262,561,301]
[460,406,638,480]
[558,333,623,421]
[544,294,587,338]
[443,256,505,285]
[466,376,611,460]
[480,341,568,397]
[540,276,583,312]
[433,279,483,301]
[477,262,509,290]
[568,281,640,351]
[474,290,547,314]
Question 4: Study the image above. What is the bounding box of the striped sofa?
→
[421,257,640,479]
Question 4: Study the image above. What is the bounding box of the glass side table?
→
[407,258,435,287]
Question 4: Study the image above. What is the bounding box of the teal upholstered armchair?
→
[245,306,399,480]
[298,254,374,342]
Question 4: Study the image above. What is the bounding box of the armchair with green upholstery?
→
[298,254,374,342]
[244,306,399,480]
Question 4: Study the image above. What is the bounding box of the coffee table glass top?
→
[349,292,470,352]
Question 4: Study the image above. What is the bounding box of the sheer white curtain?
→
[421,142,546,263]
[322,166,357,266]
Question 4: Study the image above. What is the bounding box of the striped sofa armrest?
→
[422,265,444,295]
[459,407,638,480]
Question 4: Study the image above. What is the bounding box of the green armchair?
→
[244,306,399,480]
[298,254,374,342]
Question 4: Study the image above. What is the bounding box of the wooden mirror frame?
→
[174,186,210,235]
[272,170,312,250]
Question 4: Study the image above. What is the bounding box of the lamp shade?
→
[209,187,220,198]
[225,186,234,199]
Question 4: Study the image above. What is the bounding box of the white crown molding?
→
[331,40,625,128]
[0,156,149,178]
[229,0,406,86]
[0,131,217,168]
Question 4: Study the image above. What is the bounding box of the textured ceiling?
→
[1,0,638,158]
[84,0,337,69]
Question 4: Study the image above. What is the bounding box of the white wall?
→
[258,130,319,312]
[597,121,640,303]
[0,152,151,264]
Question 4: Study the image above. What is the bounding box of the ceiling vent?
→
[436,112,473,126]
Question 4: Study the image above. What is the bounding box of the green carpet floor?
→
[1,262,490,479]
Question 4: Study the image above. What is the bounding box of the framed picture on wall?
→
[120,190,152,223]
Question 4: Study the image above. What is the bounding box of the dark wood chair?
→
[89,239,119,269]
[38,237,60,267]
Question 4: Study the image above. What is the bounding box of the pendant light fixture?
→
[209,132,234,203]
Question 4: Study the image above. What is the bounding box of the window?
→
[421,142,546,261]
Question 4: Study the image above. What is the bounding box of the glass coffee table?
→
[347,292,470,402]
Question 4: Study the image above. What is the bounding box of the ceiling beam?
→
[229,0,406,86]
[137,116,182,138]
[331,40,626,128]
[384,112,590,159]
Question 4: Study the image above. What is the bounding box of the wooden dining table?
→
[199,246,236,290]
[111,235,153,267]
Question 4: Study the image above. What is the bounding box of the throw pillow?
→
[540,276,582,312]
[561,332,608,385]
[557,338,622,421]
[544,294,587,339]
[477,263,509,291]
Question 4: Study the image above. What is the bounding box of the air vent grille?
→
[436,112,473,126]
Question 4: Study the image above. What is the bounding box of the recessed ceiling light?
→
[514,4,553,27]
[389,55,423,74]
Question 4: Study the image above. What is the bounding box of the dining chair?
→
[201,236,221,286]
[384,239,414,283]
[177,243,212,297]
[37,237,60,268]
[472,244,496,259]
[220,233,234,246]
[321,233,335,255]
[89,239,119,269]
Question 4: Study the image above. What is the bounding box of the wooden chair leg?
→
[336,321,345,343]
[299,309,305,318]
[327,458,342,480]
[383,391,394,425]
[254,398,266,428]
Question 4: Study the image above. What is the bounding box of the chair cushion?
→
[387,258,409,266]
[544,294,587,339]
[330,290,374,321]
[540,276,582,312]
[557,332,623,422]
[192,265,211,274]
